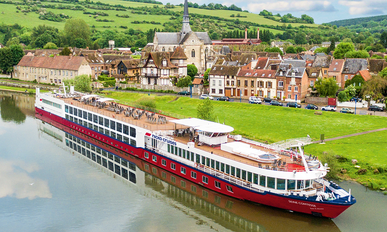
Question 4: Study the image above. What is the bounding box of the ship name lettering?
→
[152,134,177,146]
[288,200,316,208]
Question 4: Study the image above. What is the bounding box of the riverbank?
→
[0,86,49,94]
[102,91,387,192]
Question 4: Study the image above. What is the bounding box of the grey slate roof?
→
[312,55,330,68]
[276,63,305,78]
[342,59,368,74]
[155,31,211,45]
[195,32,212,45]
[301,54,315,61]
[283,59,306,68]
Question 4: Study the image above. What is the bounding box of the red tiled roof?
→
[238,69,276,78]
[17,56,87,71]
[358,69,372,81]
[328,59,345,72]
[192,78,203,85]
[255,57,268,69]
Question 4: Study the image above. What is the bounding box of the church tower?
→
[180,0,192,39]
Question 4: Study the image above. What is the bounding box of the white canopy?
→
[96,98,115,102]
[81,94,99,100]
[170,118,234,133]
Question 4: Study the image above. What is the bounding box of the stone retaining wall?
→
[117,83,203,95]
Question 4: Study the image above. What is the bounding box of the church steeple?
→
[180,0,191,35]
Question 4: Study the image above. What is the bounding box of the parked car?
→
[217,96,230,101]
[305,104,318,110]
[340,108,354,114]
[350,97,362,103]
[286,102,301,108]
[321,105,337,112]
[270,100,283,106]
[368,105,385,111]
[263,97,272,103]
[248,96,262,104]
[177,90,191,95]
[199,94,214,100]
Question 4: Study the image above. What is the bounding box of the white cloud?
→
[339,0,385,15]
[246,1,336,13]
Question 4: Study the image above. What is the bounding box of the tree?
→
[327,37,335,54]
[187,64,198,81]
[344,50,370,58]
[285,46,296,53]
[314,47,328,54]
[74,38,87,48]
[59,47,71,56]
[197,98,215,121]
[296,46,306,53]
[379,67,387,78]
[361,76,387,101]
[333,42,355,59]
[294,32,307,45]
[264,47,283,56]
[0,45,24,74]
[43,42,58,49]
[203,68,210,85]
[63,74,92,92]
[314,78,339,97]
[64,19,90,47]
[176,76,192,87]
[380,31,387,48]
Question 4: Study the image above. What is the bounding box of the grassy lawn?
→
[0,86,49,93]
[104,91,387,143]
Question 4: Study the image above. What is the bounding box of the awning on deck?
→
[170,118,234,133]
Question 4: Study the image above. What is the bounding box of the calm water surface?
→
[0,92,386,232]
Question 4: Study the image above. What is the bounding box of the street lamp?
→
[354,99,357,115]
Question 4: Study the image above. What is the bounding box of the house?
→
[306,67,322,87]
[341,59,368,88]
[102,54,133,76]
[81,52,105,79]
[140,47,187,86]
[276,60,308,101]
[312,53,330,78]
[192,78,204,87]
[208,65,240,97]
[152,0,212,73]
[328,59,345,85]
[212,28,261,46]
[237,68,276,99]
[14,55,92,84]
[116,59,141,82]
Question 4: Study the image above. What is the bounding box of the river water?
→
[0,91,386,232]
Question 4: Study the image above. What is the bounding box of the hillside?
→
[330,14,387,27]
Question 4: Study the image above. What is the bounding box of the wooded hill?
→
[330,15,387,27]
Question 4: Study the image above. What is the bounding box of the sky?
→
[164,0,387,24]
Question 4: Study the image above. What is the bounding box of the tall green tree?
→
[285,46,296,53]
[380,31,387,48]
[327,37,335,54]
[315,78,339,97]
[64,74,92,92]
[176,76,192,87]
[64,19,90,47]
[197,98,215,121]
[203,68,210,85]
[187,64,198,81]
[361,76,387,101]
[59,47,71,56]
[333,42,355,59]
[294,32,307,45]
[0,45,24,74]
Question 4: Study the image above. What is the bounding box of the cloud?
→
[247,1,336,13]
[0,159,52,200]
[339,0,385,15]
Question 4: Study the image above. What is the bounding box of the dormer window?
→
[262,74,265,77]
[163,60,167,67]
[268,74,272,77]
[333,68,337,71]
[213,67,216,70]
[335,62,338,65]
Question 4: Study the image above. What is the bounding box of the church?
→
[152,0,212,74]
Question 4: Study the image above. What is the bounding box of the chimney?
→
[245,28,247,40]
[257,28,260,40]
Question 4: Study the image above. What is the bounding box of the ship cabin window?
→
[104,118,109,128]
[124,137,129,144]
[236,168,241,178]
[129,163,136,171]
[242,170,246,180]
[114,156,120,163]
[171,163,176,170]
[190,153,194,162]
[202,156,206,165]
[117,123,122,133]
[287,180,296,190]
[226,165,230,174]
[167,144,170,153]
[216,161,220,170]
[107,153,113,160]
[65,105,69,113]
[231,166,235,176]
[191,171,196,179]
[144,152,149,159]
[93,115,98,124]
[206,158,210,166]
[111,132,116,139]
[248,172,252,182]
[99,116,103,126]
[74,118,78,124]
[182,150,186,158]
[171,176,176,183]
[78,110,82,118]
[191,186,196,193]
[121,159,127,167]
[66,115,69,120]
[117,134,122,141]
[178,148,182,157]
[123,125,129,135]
[110,121,116,130]
[215,181,221,189]
[88,113,92,121]
[83,111,87,120]
[129,172,136,184]
[152,155,157,162]
[305,180,311,188]
[221,163,225,172]
[162,159,166,166]
[253,174,258,184]
[130,127,136,138]
[74,108,77,116]
[260,176,266,187]
[104,129,110,136]
[202,176,208,184]
[88,123,92,129]
[181,167,186,175]
[196,154,200,163]
[70,116,74,122]
[277,178,286,190]
[69,106,73,114]
[102,151,107,157]
[267,177,275,189]
[226,185,233,193]
[297,180,303,190]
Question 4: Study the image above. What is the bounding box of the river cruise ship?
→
[35,87,356,218]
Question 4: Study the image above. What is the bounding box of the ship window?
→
[167,144,170,152]
[242,170,246,180]
[78,109,82,117]
[248,172,252,182]
[69,106,73,114]
[93,114,98,124]
[211,159,215,169]
[130,127,136,138]
[178,148,182,157]
[83,111,87,120]
[108,161,114,171]
[226,165,230,174]
[231,166,235,176]
[102,158,107,168]
[215,181,221,189]
[152,155,157,162]
[181,180,186,188]
[236,168,241,178]
[186,151,189,160]
[104,129,110,136]
[162,159,166,166]
[130,139,136,147]
[182,149,186,159]
[74,108,77,116]
[110,121,115,130]
[121,159,127,167]
[117,134,122,141]
[104,118,109,128]
[116,123,122,133]
[69,116,74,122]
[123,125,129,135]
[226,185,233,193]
[65,105,69,113]
[171,163,176,170]
[216,161,220,170]
[124,136,129,144]
[99,116,103,125]
[66,114,69,120]
[94,125,98,131]
[196,154,200,163]
[88,123,92,129]
[129,163,136,171]
[191,171,196,179]
[305,180,310,188]
[288,180,296,190]
[97,155,101,165]
[162,172,166,179]
[129,172,136,183]
[114,156,120,163]
[297,180,303,190]
[277,178,286,190]
[74,118,78,124]
[206,157,210,166]
[221,163,225,172]
[190,152,194,162]
[88,113,92,121]
[99,127,104,134]
[144,152,149,159]
[107,153,112,160]
[202,176,208,184]
[102,150,107,157]
[181,167,186,174]
[201,156,205,165]
[267,177,275,189]
[171,176,176,183]
[202,190,208,198]
[122,168,128,179]
[253,174,258,184]
[259,176,266,187]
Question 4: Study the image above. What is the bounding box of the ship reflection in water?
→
[37,115,341,232]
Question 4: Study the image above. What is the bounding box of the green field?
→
[0,85,49,93]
